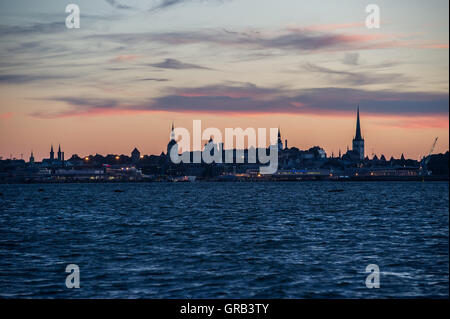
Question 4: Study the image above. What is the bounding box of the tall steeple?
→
[57,144,62,161]
[50,144,54,161]
[167,121,178,159]
[277,127,283,151]
[352,106,365,160]
[355,105,362,140]
[170,121,175,141]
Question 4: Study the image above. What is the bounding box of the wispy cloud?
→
[110,55,140,63]
[137,78,169,82]
[149,85,449,116]
[0,74,68,84]
[0,21,65,36]
[151,0,187,11]
[104,0,132,10]
[149,0,228,11]
[288,22,367,33]
[145,29,383,52]
[30,97,122,118]
[303,63,412,86]
[45,97,120,109]
[374,116,449,129]
[32,84,449,119]
[90,27,447,55]
[149,58,210,70]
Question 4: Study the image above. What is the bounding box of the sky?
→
[0,0,448,161]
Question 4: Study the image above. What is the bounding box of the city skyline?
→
[0,0,449,160]
[1,106,448,162]
[5,107,444,162]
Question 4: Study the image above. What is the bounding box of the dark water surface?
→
[0,182,448,298]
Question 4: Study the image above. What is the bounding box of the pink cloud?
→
[288,22,367,33]
[419,43,449,49]
[0,112,13,119]
[370,115,449,129]
[32,108,150,119]
[110,55,140,63]
[290,102,305,108]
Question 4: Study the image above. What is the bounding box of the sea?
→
[0,182,448,298]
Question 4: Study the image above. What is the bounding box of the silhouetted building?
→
[277,127,283,151]
[352,106,365,160]
[50,145,54,162]
[57,144,64,162]
[167,122,178,160]
[131,147,140,163]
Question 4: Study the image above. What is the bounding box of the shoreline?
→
[0,176,448,184]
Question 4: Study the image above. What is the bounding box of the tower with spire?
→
[50,145,54,162]
[29,151,35,164]
[352,106,365,160]
[170,121,175,141]
[167,121,178,160]
[57,144,64,162]
[277,127,283,152]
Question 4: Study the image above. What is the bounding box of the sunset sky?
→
[0,0,448,161]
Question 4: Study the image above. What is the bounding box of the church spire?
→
[50,144,54,161]
[57,144,62,161]
[29,150,35,164]
[352,105,365,160]
[170,121,175,141]
[277,126,283,151]
[355,105,362,140]
[167,121,178,159]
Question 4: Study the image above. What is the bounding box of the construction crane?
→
[421,137,438,175]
